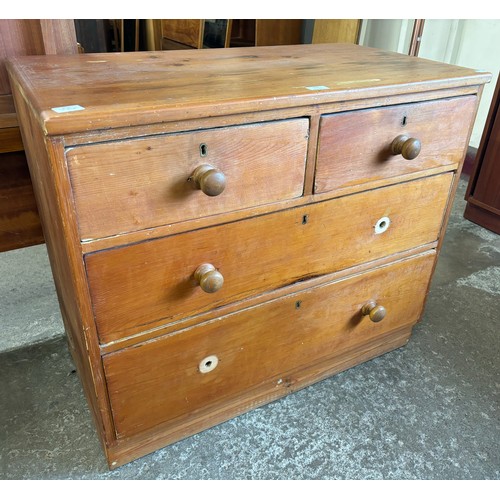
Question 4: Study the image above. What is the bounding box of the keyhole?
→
[302,214,309,225]
[401,116,407,126]
[200,143,208,157]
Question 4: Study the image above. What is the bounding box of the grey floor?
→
[0,179,499,480]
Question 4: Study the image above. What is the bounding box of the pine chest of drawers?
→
[7,44,490,468]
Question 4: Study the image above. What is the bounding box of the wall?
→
[360,19,500,148]
[419,19,500,148]
[359,19,414,54]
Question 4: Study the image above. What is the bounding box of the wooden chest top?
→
[7,43,490,135]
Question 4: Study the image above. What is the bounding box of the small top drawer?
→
[314,95,477,194]
[66,119,309,240]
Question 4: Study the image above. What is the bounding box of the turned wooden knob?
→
[391,135,421,160]
[191,164,226,196]
[194,263,224,293]
[361,300,387,323]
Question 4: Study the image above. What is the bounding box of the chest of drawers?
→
[7,43,490,468]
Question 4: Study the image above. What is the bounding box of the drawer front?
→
[103,252,436,439]
[67,119,309,239]
[86,173,453,343]
[314,95,476,194]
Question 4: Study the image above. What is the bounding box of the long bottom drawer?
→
[103,251,435,440]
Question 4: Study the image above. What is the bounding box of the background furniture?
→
[464,75,500,234]
[0,19,78,252]
[157,19,302,50]
[8,44,489,468]
[74,20,114,53]
[311,19,361,44]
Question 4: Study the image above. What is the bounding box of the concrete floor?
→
[0,179,499,479]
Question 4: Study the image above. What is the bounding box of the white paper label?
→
[51,105,85,113]
[305,85,330,91]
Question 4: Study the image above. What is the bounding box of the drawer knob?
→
[191,164,226,196]
[361,300,387,323]
[194,263,224,293]
[391,135,421,160]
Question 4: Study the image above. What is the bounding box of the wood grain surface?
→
[67,119,308,239]
[0,19,77,95]
[103,251,435,439]
[312,20,361,44]
[5,44,490,135]
[315,95,476,193]
[1,20,44,95]
[0,152,43,251]
[85,173,453,343]
[106,323,413,468]
[255,20,302,46]
[0,94,17,127]
[0,126,23,153]
[161,19,204,48]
